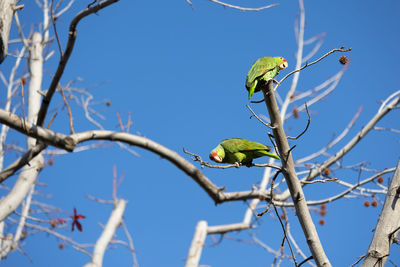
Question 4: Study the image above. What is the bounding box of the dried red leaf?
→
[71,208,85,232]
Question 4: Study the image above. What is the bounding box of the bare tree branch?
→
[0,109,76,151]
[303,95,400,182]
[197,0,278,11]
[0,143,47,183]
[296,106,362,164]
[0,32,45,226]
[0,0,20,63]
[36,0,119,127]
[0,46,26,170]
[84,199,127,267]
[276,47,352,90]
[183,148,281,170]
[276,93,400,202]
[185,220,208,267]
[361,158,400,266]
[1,106,398,212]
[17,220,91,256]
[261,80,331,266]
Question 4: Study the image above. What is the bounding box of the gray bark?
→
[262,80,331,267]
[0,33,44,222]
[361,158,400,266]
[185,220,208,267]
[0,0,17,63]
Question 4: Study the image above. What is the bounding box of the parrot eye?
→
[279,61,288,69]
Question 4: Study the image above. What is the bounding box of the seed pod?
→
[339,56,348,65]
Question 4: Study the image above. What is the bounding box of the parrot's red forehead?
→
[282,57,287,62]
[209,151,217,160]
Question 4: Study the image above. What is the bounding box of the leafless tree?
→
[0,1,399,267]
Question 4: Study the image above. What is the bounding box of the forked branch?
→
[261,80,331,266]
[36,0,119,127]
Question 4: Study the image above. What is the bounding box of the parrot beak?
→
[209,152,222,163]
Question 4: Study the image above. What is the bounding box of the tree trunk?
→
[361,158,400,266]
[262,80,331,267]
[0,0,17,63]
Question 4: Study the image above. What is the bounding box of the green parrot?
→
[209,138,280,166]
[245,56,288,99]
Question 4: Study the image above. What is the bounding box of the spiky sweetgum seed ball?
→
[320,203,327,210]
[323,168,330,176]
[364,200,370,207]
[377,176,384,183]
[319,219,325,225]
[339,56,348,65]
[293,108,299,119]
[371,200,378,207]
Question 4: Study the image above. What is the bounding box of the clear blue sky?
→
[2,0,400,266]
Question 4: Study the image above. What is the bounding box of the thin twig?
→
[186,0,194,9]
[13,12,30,51]
[296,106,362,164]
[183,148,281,170]
[207,0,278,11]
[36,0,120,127]
[50,0,63,57]
[298,256,314,267]
[46,112,57,129]
[121,220,139,267]
[60,86,75,134]
[351,255,365,267]
[287,102,310,140]
[20,81,27,133]
[246,104,274,129]
[19,220,91,256]
[86,194,114,204]
[276,47,352,89]
[301,178,337,184]
[257,170,281,216]
[273,204,297,266]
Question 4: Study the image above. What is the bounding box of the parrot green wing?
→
[220,138,280,163]
[247,79,258,100]
[246,57,278,86]
[221,138,271,152]
[245,57,285,99]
